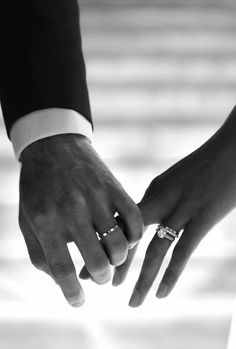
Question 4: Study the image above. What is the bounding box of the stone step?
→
[82,32,236,54]
[84,49,236,61]
[86,58,236,85]
[1,100,233,129]
[80,0,235,4]
[89,90,234,121]
[79,0,236,9]
[80,9,236,30]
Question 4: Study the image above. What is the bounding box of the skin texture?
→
[112,107,236,307]
[19,133,143,307]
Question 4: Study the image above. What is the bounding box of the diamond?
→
[157,227,166,239]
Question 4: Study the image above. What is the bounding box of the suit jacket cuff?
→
[10,108,93,161]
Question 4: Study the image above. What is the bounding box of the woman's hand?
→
[114,106,236,307]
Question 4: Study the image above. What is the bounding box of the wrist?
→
[20,133,91,163]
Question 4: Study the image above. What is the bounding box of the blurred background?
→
[0,0,236,348]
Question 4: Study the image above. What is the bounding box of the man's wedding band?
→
[156,224,179,242]
[98,224,119,239]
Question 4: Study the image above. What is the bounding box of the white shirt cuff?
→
[10,108,93,161]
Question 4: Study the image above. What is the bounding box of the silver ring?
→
[98,224,119,239]
[156,224,179,242]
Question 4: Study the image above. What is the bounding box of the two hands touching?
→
[19,107,236,308]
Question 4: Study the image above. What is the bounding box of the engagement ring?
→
[156,224,179,242]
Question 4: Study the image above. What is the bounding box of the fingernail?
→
[112,272,120,287]
[156,283,168,298]
[67,295,85,308]
[129,289,141,308]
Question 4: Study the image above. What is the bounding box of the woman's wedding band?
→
[156,224,179,242]
[98,224,119,239]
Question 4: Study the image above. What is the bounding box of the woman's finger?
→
[129,211,188,307]
[157,218,207,298]
[128,234,171,307]
[138,188,180,227]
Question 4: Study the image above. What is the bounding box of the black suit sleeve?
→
[0,0,92,138]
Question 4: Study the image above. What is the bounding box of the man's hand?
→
[19,134,143,307]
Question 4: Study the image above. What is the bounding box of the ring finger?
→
[129,212,188,307]
[95,209,129,267]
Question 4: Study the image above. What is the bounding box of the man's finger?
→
[79,217,139,285]
[79,233,139,286]
[19,206,52,277]
[94,208,129,266]
[115,193,144,247]
[70,212,111,284]
[39,235,84,307]
[112,243,139,286]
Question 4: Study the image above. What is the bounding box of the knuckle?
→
[32,211,56,234]
[24,195,50,215]
[124,201,139,217]
[129,227,143,244]
[173,247,189,261]
[66,194,87,211]
[145,238,168,263]
[108,236,128,255]
[97,217,116,231]
[89,185,107,201]
[49,261,74,279]
[40,234,59,250]
[30,255,46,271]
[136,277,152,292]
[132,213,144,237]
[89,257,109,276]
[112,255,127,267]
[109,247,128,267]
[76,195,88,209]
[133,205,143,223]
[163,268,178,285]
